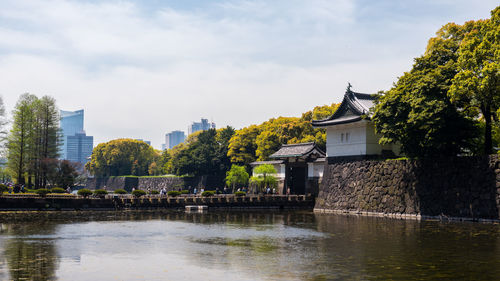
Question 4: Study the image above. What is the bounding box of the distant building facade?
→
[188,118,215,135]
[60,109,93,165]
[66,133,94,164]
[165,131,186,149]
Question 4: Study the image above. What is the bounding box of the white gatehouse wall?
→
[325,120,399,157]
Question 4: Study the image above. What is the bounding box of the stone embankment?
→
[86,176,186,192]
[315,155,500,221]
[85,176,221,192]
[0,194,314,211]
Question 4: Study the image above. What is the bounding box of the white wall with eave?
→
[325,120,401,157]
[325,120,368,157]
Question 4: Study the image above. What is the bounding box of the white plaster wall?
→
[325,120,403,157]
[325,121,368,157]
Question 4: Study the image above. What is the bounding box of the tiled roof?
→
[269,142,325,159]
[249,160,284,166]
[312,88,375,127]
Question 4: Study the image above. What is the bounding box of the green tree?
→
[227,125,261,165]
[45,159,79,188]
[250,164,277,193]
[7,94,62,187]
[32,96,61,187]
[164,127,235,186]
[85,138,157,177]
[450,7,500,154]
[0,96,8,143]
[7,94,37,185]
[225,164,249,192]
[372,21,480,157]
[228,103,338,165]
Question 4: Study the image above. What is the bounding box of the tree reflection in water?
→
[3,223,58,281]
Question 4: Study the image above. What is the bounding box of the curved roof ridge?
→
[311,86,376,128]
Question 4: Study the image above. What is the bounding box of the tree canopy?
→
[228,103,338,165]
[7,94,61,187]
[163,127,235,186]
[450,7,500,154]
[85,138,159,177]
[250,164,278,193]
[373,7,499,157]
[225,164,249,191]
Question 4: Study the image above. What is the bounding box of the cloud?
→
[0,0,497,148]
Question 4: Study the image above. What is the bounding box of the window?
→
[341,132,350,143]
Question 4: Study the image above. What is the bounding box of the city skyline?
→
[0,0,497,149]
[60,109,93,165]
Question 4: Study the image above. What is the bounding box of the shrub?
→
[51,187,66,193]
[235,191,246,197]
[36,189,50,197]
[202,190,215,197]
[150,190,160,195]
[78,188,93,198]
[132,189,146,197]
[0,184,8,193]
[180,190,189,194]
[167,190,181,197]
[93,189,108,196]
[114,189,127,194]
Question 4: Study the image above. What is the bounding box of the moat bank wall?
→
[86,176,222,192]
[0,195,313,211]
[315,155,500,220]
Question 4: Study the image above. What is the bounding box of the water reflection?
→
[1,223,59,281]
[0,211,499,280]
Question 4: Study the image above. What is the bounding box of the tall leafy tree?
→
[0,96,8,144]
[33,96,61,187]
[7,94,37,185]
[225,164,249,192]
[228,103,338,165]
[227,125,261,165]
[7,94,62,187]
[250,164,277,193]
[450,7,500,154]
[85,139,157,177]
[372,21,480,157]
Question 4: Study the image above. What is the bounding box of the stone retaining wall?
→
[0,195,314,211]
[316,155,500,220]
[86,177,187,192]
[86,176,221,192]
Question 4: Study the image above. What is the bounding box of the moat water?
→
[0,210,499,280]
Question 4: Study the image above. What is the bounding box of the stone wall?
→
[86,177,138,191]
[0,195,314,211]
[316,155,500,220]
[137,177,185,192]
[86,176,220,192]
[86,177,186,192]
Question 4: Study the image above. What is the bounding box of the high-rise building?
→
[188,118,215,135]
[165,130,186,149]
[60,109,93,165]
[66,133,94,164]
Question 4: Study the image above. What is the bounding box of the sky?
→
[0,0,497,149]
